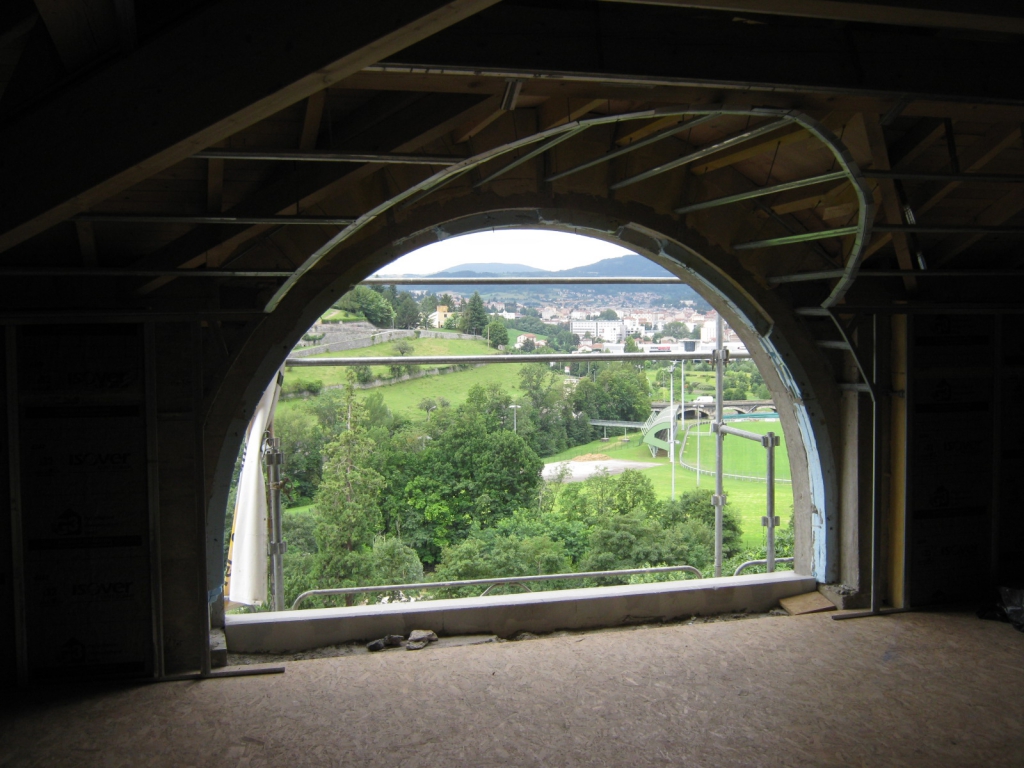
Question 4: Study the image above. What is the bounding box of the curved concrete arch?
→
[204,193,845,591]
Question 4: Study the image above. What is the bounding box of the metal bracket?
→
[269,541,288,555]
[761,515,781,527]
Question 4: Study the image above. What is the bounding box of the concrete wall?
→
[226,572,816,653]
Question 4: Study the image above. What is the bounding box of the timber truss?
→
[2,1,1024,373]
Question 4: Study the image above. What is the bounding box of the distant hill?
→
[553,254,672,277]
[434,262,545,275]
[381,253,707,309]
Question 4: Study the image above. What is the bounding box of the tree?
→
[459,291,489,335]
[485,320,508,349]
[442,314,460,331]
[393,292,421,329]
[311,388,384,605]
[419,292,439,315]
[393,338,414,356]
[336,285,395,327]
[598,308,619,320]
[659,489,742,558]
[370,536,423,597]
[624,336,640,353]
[521,337,536,353]
[418,397,438,421]
[438,293,454,309]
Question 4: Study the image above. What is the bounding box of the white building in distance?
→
[570,320,626,343]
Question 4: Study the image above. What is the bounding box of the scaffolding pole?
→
[714,315,725,578]
[265,437,286,612]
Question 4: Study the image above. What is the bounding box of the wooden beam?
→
[615,115,684,147]
[32,0,118,72]
[689,124,809,175]
[452,94,504,144]
[600,0,1024,34]
[538,98,605,131]
[131,92,485,289]
[0,0,500,254]
[912,124,1021,217]
[206,159,224,214]
[75,220,97,267]
[769,181,851,216]
[931,186,1024,266]
[0,15,36,103]
[863,123,1020,257]
[862,113,916,291]
[299,91,327,151]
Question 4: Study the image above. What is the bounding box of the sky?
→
[376,229,637,275]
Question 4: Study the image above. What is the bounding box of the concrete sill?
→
[225,571,815,653]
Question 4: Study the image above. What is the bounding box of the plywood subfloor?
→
[2,611,1023,767]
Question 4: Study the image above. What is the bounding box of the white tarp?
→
[224,376,281,605]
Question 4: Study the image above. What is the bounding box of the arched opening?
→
[208,210,841,638]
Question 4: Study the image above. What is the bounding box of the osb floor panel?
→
[2,611,1024,767]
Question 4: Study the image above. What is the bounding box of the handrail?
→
[734,557,794,576]
[291,563,703,610]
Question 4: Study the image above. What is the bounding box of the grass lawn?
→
[319,309,363,323]
[285,336,500,389]
[680,418,791,481]
[277,355,533,423]
[545,430,792,549]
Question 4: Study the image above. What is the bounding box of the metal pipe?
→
[545,113,721,183]
[479,581,531,596]
[0,268,294,278]
[359,276,683,285]
[798,303,1024,315]
[862,170,1024,183]
[6,326,28,685]
[191,322,211,677]
[610,118,793,191]
[0,310,268,324]
[292,563,703,609]
[734,226,859,249]
[144,323,165,678]
[286,351,750,367]
[713,314,725,578]
[669,361,676,501]
[765,431,779,572]
[475,126,588,188]
[769,269,1024,284]
[733,557,793,576]
[76,214,356,226]
[194,150,459,165]
[872,224,1024,236]
[674,171,848,214]
[717,424,764,442]
[265,437,285,613]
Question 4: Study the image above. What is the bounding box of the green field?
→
[680,418,791,482]
[285,336,500,390]
[545,430,792,549]
[319,308,363,323]
[278,337,531,422]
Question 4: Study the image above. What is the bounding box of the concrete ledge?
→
[225,571,816,653]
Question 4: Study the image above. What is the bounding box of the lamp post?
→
[509,404,520,433]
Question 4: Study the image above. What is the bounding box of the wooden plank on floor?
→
[780,591,836,615]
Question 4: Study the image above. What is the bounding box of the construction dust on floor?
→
[2,611,1023,767]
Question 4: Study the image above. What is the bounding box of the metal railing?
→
[291,564,703,610]
[734,558,794,576]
